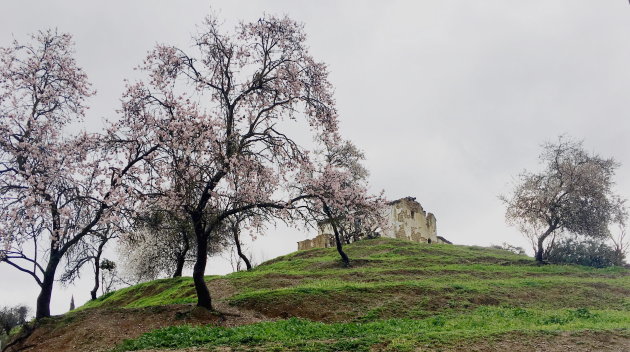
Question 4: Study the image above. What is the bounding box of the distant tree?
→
[490,243,526,256]
[225,213,254,271]
[294,141,386,267]
[69,296,75,311]
[120,210,196,281]
[547,237,623,268]
[608,224,628,266]
[501,137,627,263]
[0,305,29,335]
[119,209,229,282]
[60,225,119,300]
[99,258,118,295]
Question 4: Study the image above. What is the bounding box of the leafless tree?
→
[225,214,254,271]
[609,224,629,265]
[501,136,627,263]
[60,225,118,300]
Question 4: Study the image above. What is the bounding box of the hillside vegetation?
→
[10,238,630,351]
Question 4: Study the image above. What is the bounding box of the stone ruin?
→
[297,196,451,250]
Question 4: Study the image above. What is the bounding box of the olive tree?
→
[293,140,386,267]
[501,137,627,263]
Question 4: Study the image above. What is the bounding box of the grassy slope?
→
[81,238,629,351]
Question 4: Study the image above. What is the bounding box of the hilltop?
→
[6,238,630,351]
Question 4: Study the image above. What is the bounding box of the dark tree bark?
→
[232,222,252,271]
[191,213,212,310]
[90,259,100,300]
[172,230,190,278]
[90,239,107,300]
[324,204,350,267]
[173,254,185,278]
[36,254,60,319]
[535,225,557,263]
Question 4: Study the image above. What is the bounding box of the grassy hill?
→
[9,238,630,351]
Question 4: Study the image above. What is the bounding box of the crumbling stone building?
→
[297,196,450,250]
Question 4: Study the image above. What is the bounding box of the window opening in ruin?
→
[411,211,415,218]
[428,238,432,244]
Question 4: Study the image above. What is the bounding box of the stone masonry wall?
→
[297,196,444,250]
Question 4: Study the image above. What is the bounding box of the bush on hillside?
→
[546,238,623,268]
[0,304,29,348]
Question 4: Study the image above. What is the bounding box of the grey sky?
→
[1,1,629,315]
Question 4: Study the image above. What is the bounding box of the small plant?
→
[570,308,596,320]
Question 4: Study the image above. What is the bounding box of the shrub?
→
[0,305,29,348]
[547,238,623,268]
[0,305,29,335]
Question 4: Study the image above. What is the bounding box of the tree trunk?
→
[535,237,545,263]
[36,255,60,319]
[535,226,556,263]
[323,204,350,267]
[191,215,212,310]
[173,254,185,278]
[90,240,106,300]
[233,226,252,271]
[90,257,100,300]
[332,226,350,267]
[172,231,190,278]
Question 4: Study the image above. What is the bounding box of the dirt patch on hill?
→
[445,330,630,352]
[5,279,271,352]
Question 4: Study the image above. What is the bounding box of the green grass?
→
[218,239,630,321]
[74,238,629,351]
[80,239,629,318]
[113,307,629,351]
[79,276,218,310]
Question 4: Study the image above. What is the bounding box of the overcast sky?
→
[2,0,630,315]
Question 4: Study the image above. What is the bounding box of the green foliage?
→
[113,307,629,351]
[100,258,116,271]
[0,305,29,335]
[0,305,29,348]
[547,238,624,268]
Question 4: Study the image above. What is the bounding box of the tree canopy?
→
[501,137,627,263]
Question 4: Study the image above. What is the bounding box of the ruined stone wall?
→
[297,233,334,250]
[381,197,438,243]
[297,196,442,250]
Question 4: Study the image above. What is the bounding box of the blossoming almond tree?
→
[501,137,627,263]
[0,30,155,318]
[294,141,386,267]
[112,15,340,310]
